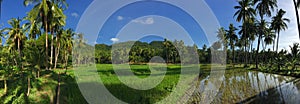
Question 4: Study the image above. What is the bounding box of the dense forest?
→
[95,39,300,72]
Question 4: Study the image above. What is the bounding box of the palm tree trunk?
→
[65,52,68,70]
[18,38,23,70]
[4,79,7,93]
[45,16,49,70]
[37,66,40,78]
[18,39,21,58]
[26,76,30,96]
[244,41,248,67]
[256,34,262,69]
[250,41,253,64]
[232,46,235,67]
[293,0,300,39]
[50,29,54,70]
[273,36,276,51]
[56,72,61,104]
[276,31,280,52]
[54,36,60,69]
[64,53,68,74]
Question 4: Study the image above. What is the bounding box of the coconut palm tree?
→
[217,27,228,51]
[294,0,300,39]
[226,24,238,67]
[24,0,67,70]
[61,29,73,71]
[253,0,277,69]
[3,18,26,65]
[163,39,171,63]
[49,3,66,70]
[23,16,42,40]
[0,28,3,46]
[238,17,257,65]
[271,9,290,52]
[288,43,299,70]
[264,28,276,50]
[234,0,256,66]
[234,0,256,23]
[54,28,73,69]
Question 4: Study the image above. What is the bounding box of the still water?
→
[189,69,300,104]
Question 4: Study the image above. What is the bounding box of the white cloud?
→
[132,17,154,25]
[71,12,79,18]
[110,38,119,43]
[94,41,98,44]
[117,16,124,20]
[276,1,300,51]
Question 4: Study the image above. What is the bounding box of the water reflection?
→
[189,69,300,103]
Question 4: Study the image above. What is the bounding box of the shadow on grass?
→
[0,69,89,104]
[59,72,88,104]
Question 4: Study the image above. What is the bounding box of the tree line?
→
[213,0,300,72]
[95,39,200,64]
[0,0,83,103]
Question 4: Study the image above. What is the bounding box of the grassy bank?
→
[0,69,87,104]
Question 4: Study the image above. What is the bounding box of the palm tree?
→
[294,0,300,39]
[226,24,238,67]
[49,3,66,69]
[271,9,290,52]
[54,28,73,69]
[3,18,26,66]
[253,0,277,69]
[217,27,228,51]
[264,28,276,50]
[163,39,171,63]
[24,16,42,40]
[61,29,73,71]
[0,28,3,46]
[24,0,67,70]
[289,43,299,70]
[238,17,258,65]
[234,0,256,23]
[234,0,256,66]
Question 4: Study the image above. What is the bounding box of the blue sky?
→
[0,0,299,50]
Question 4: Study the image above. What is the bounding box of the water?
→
[189,69,300,103]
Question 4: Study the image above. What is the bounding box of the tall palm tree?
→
[24,0,67,70]
[217,27,228,51]
[23,16,42,40]
[256,19,269,66]
[226,24,238,67]
[234,0,256,66]
[0,28,4,46]
[253,0,277,69]
[54,28,73,69]
[3,18,26,63]
[264,28,276,50]
[289,43,299,70]
[294,0,300,39]
[49,3,66,69]
[271,9,290,52]
[163,39,171,63]
[61,29,73,71]
[234,0,256,23]
[24,0,51,70]
[238,17,257,65]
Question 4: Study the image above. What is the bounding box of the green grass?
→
[0,69,88,104]
[0,64,217,103]
[93,64,212,103]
